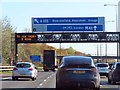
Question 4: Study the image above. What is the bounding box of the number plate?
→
[73,70,85,74]
[20,74,26,75]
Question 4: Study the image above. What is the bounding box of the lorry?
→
[43,50,56,71]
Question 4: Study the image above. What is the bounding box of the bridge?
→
[14,32,120,63]
[57,56,120,60]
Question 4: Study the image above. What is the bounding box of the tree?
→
[66,47,76,55]
[1,17,16,65]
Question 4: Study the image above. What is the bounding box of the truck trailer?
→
[43,50,56,71]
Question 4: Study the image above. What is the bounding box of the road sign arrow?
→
[94,26,97,31]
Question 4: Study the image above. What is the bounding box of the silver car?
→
[96,63,109,77]
[12,62,37,81]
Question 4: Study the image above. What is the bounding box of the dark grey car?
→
[56,56,100,90]
[108,62,120,84]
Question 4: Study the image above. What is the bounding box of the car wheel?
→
[35,77,37,80]
[32,77,35,81]
[15,78,18,80]
[95,86,100,90]
[56,81,62,89]
[12,77,16,80]
[111,79,116,85]
[108,77,111,84]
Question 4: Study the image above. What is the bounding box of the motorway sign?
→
[30,55,41,62]
[32,17,105,32]
[47,25,103,31]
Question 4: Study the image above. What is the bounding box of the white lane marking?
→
[44,79,46,82]
[37,73,55,88]
[40,84,43,86]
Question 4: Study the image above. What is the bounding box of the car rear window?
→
[16,63,31,68]
[97,64,108,67]
[63,57,92,67]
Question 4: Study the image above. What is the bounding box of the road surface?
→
[1,71,120,90]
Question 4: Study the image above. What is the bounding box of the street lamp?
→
[104,4,118,31]
[104,3,119,62]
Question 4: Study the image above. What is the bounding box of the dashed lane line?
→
[37,73,55,88]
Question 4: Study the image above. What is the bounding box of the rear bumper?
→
[99,72,108,76]
[57,78,100,89]
[12,76,33,78]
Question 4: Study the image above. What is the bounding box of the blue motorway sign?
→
[47,25,103,31]
[30,55,41,62]
[32,17,104,24]
[32,17,105,32]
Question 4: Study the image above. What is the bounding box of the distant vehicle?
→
[96,63,109,77]
[12,62,37,81]
[56,56,100,90]
[108,62,120,84]
[43,50,56,71]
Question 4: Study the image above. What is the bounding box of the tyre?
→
[108,76,111,84]
[111,79,116,85]
[95,88,100,90]
[12,77,16,80]
[32,77,35,81]
[12,77,18,80]
[56,81,62,89]
[95,86,100,90]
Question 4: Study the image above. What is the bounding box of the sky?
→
[1,0,120,56]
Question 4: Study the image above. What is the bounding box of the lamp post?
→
[105,21,115,63]
[104,4,119,62]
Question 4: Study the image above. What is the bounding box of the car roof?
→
[115,62,120,64]
[63,56,92,59]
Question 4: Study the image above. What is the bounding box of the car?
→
[95,63,109,77]
[56,56,100,90]
[108,62,120,84]
[12,62,37,81]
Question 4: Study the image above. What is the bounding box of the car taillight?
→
[13,68,18,70]
[108,69,111,72]
[29,68,33,71]
[91,68,98,73]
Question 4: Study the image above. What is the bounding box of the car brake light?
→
[91,68,98,73]
[29,68,33,71]
[13,68,18,70]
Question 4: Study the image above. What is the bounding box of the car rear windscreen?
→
[63,57,91,66]
[16,63,31,68]
[97,64,108,67]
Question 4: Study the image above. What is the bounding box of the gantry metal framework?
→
[14,32,120,63]
[15,32,120,43]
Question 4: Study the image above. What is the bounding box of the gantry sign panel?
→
[15,32,120,43]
